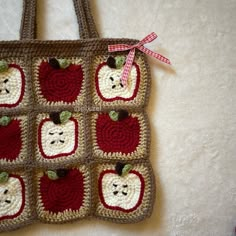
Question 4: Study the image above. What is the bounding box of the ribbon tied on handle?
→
[108,32,171,87]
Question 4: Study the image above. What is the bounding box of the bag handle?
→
[20,0,99,40]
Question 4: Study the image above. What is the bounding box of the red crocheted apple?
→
[0,64,25,108]
[39,169,84,213]
[95,112,140,154]
[98,163,145,212]
[38,59,84,103]
[0,174,25,220]
[95,56,140,102]
[0,119,22,161]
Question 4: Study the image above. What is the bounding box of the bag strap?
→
[20,0,99,40]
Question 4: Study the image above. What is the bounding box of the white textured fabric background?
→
[0,0,236,235]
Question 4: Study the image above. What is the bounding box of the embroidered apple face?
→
[0,62,25,108]
[0,174,25,221]
[38,111,78,159]
[39,169,84,213]
[0,117,22,161]
[95,56,140,101]
[38,58,84,103]
[98,163,145,212]
[95,111,140,154]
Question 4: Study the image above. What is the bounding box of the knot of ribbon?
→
[108,32,171,86]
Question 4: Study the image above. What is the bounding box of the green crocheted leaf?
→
[0,116,11,126]
[109,111,119,121]
[122,164,133,177]
[115,56,125,69]
[0,60,8,72]
[60,111,72,124]
[0,172,9,183]
[58,59,70,69]
[46,170,59,180]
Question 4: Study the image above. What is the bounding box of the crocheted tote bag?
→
[0,0,170,232]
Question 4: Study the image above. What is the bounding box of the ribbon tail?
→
[121,48,136,86]
[138,45,171,64]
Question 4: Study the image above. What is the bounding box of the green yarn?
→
[0,116,11,126]
[58,59,70,69]
[60,111,72,124]
[122,164,133,177]
[0,172,9,183]
[109,111,119,121]
[46,170,59,180]
[115,56,125,69]
[0,60,8,72]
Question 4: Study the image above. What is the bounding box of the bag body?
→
[0,0,155,232]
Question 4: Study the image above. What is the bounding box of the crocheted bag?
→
[0,0,170,232]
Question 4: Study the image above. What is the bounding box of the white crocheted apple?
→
[0,62,25,107]
[0,174,25,220]
[95,56,140,101]
[99,163,144,212]
[38,111,78,159]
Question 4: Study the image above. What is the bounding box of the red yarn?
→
[38,61,84,103]
[0,64,25,108]
[0,174,25,221]
[38,117,79,159]
[95,114,140,154]
[40,169,84,213]
[0,120,22,161]
[95,62,140,102]
[98,170,145,213]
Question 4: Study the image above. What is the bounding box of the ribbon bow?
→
[108,32,171,86]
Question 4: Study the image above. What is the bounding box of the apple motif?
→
[95,111,140,154]
[38,114,78,159]
[0,174,25,220]
[99,163,145,212]
[95,56,140,101]
[38,58,84,103]
[0,118,22,161]
[39,169,84,213]
[0,63,25,108]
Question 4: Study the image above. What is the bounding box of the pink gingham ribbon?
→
[108,32,171,86]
